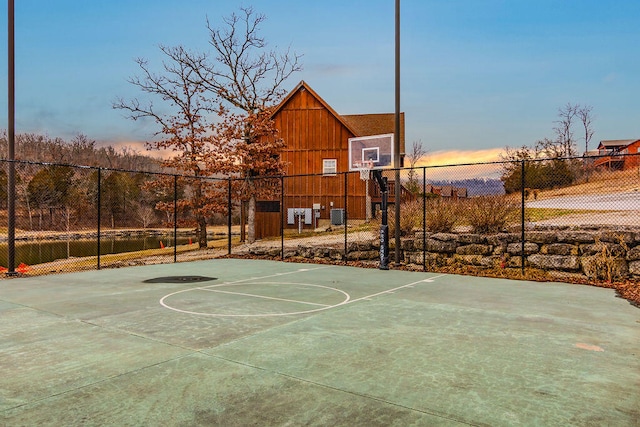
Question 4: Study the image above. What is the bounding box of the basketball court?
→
[1,259,638,426]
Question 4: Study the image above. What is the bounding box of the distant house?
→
[593,139,640,170]
[423,184,468,199]
[254,81,407,238]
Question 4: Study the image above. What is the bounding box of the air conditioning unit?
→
[330,208,345,226]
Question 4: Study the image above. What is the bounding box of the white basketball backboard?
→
[348,134,394,171]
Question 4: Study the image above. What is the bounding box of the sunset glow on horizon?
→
[417,147,504,168]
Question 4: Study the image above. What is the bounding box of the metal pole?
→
[173,174,178,263]
[422,167,426,271]
[521,160,525,274]
[97,168,101,270]
[394,0,401,264]
[344,172,348,260]
[227,178,232,255]
[280,175,284,259]
[7,0,16,274]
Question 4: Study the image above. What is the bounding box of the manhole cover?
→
[143,276,217,284]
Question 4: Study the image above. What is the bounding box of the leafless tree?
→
[405,140,427,194]
[553,103,579,157]
[135,203,157,229]
[182,6,302,243]
[577,105,595,155]
[113,45,225,248]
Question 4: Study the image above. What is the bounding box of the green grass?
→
[524,208,606,222]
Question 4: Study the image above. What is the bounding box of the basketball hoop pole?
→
[393,0,401,264]
[7,0,16,275]
[373,170,389,270]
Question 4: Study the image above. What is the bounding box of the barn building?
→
[254,81,407,238]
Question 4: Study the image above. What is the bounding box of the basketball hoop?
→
[359,160,374,181]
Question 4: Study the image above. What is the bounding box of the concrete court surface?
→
[0,259,638,426]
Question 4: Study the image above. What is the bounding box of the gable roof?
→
[272,81,359,135]
[598,139,640,149]
[273,81,405,153]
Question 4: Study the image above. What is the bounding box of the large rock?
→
[598,230,635,244]
[527,254,580,271]
[486,233,520,245]
[431,233,458,242]
[540,243,578,256]
[557,231,596,243]
[626,245,640,261]
[629,260,640,276]
[580,242,625,257]
[425,238,458,253]
[526,231,557,244]
[456,244,492,256]
[457,234,486,245]
[507,242,539,255]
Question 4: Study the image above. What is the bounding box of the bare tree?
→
[405,140,427,195]
[577,105,595,155]
[114,46,228,248]
[115,7,301,244]
[183,6,302,243]
[553,103,579,157]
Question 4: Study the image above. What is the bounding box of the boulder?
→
[526,231,557,244]
[528,254,580,271]
[557,231,596,243]
[507,242,539,255]
[425,238,458,253]
[540,243,577,256]
[456,244,492,256]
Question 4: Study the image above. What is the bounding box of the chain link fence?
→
[2,154,640,285]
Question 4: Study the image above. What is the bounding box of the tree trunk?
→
[194,180,208,249]
[247,195,256,244]
[197,216,208,249]
[26,196,33,230]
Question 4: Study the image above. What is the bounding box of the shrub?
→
[425,198,459,232]
[386,199,424,237]
[463,195,519,233]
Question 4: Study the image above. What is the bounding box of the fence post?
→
[173,174,178,263]
[344,172,348,260]
[97,168,101,270]
[520,160,525,274]
[227,178,232,255]
[280,176,285,259]
[422,167,426,271]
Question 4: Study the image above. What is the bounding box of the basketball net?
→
[358,160,374,181]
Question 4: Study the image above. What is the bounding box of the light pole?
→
[7,0,16,275]
[394,0,401,264]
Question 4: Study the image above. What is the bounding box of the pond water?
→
[0,236,194,267]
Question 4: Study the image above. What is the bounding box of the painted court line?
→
[159,269,446,317]
[352,274,447,303]
[201,287,331,307]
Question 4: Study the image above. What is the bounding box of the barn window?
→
[323,159,337,176]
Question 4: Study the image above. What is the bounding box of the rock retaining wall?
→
[248,226,640,280]
[404,227,640,280]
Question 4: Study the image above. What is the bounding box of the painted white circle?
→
[160,281,351,317]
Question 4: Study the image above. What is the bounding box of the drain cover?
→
[143,276,217,284]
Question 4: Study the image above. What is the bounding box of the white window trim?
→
[323,158,337,176]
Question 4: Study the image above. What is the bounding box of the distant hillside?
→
[0,131,162,172]
[428,178,505,196]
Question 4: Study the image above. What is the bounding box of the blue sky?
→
[1,0,639,165]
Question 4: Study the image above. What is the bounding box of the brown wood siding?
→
[255,84,370,239]
[277,88,360,184]
[255,212,281,239]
